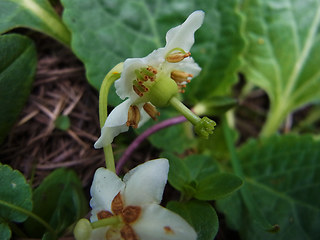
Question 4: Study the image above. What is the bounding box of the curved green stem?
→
[0,199,56,237]
[98,63,123,172]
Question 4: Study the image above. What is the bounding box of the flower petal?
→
[115,58,147,100]
[165,10,204,53]
[133,204,197,240]
[94,99,132,148]
[90,168,125,222]
[123,159,169,206]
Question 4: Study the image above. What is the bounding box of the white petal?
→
[94,99,132,148]
[133,204,197,240]
[165,10,204,53]
[90,168,125,222]
[123,159,169,206]
[115,58,147,100]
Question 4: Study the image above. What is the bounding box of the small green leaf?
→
[61,0,244,105]
[0,34,37,144]
[195,173,243,200]
[0,164,32,223]
[217,134,320,240]
[164,153,241,200]
[0,223,11,240]
[241,0,320,136]
[54,115,70,131]
[23,168,88,237]
[0,0,70,45]
[167,200,219,240]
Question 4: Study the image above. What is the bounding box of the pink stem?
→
[116,115,187,174]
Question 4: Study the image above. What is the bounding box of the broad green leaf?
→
[167,200,219,240]
[61,0,244,105]
[23,168,88,237]
[163,153,242,200]
[194,172,243,200]
[216,135,320,240]
[0,0,70,45]
[0,164,32,223]
[241,0,320,136]
[0,34,37,144]
[136,107,195,154]
[0,223,11,240]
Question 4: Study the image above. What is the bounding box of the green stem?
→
[169,97,200,125]
[15,0,71,46]
[91,216,121,229]
[98,63,123,172]
[0,199,56,237]
[260,102,288,137]
[222,115,277,232]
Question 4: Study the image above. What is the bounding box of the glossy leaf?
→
[23,168,88,237]
[0,34,37,144]
[163,153,242,200]
[167,200,219,240]
[0,0,70,45]
[241,0,320,136]
[0,164,32,223]
[216,135,320,240]
[61,0,244,105]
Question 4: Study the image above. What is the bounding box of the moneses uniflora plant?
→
[94,10,215,149]
[74,10,215,240]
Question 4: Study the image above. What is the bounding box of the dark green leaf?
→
[217,134,320,240]
[0,34,37,144]
[0,0,70,45]
[195,173,242,200]
[167,200,219,240]
[23,168,88,237]
[0,164,32,223]
[0,223,11,240]
[164,153,241,200]
[61,0,244,105]
[241,0,320,136]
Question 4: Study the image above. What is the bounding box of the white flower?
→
[89,159,197,240]
[94,11,204,149]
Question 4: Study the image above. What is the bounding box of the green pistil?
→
[169,97,216,138]
[91,216,121,229]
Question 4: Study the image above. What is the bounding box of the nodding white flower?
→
[88,159,197,240]
[94,11,204,149]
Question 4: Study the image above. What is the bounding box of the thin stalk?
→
[91,216,121,229]
[169,97,200,125]
[98,63,123,172]
[116,115,187,174]
[0,200,56,237]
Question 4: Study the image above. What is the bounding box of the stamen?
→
[143,103,160,120]
[127,105,140,128]
[171,70,193,84]
[133,85,143,97]
[166,52,191,63]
